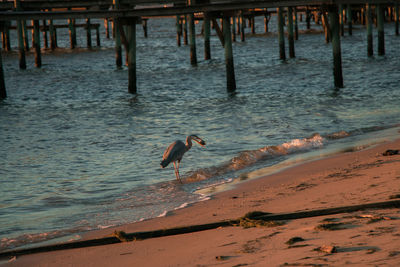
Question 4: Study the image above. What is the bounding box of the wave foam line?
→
[185,133,325,182]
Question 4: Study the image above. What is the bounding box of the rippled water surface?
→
[1,15,400,251]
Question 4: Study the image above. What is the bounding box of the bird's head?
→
[190,135,206,147]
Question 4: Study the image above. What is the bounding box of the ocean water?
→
[1,15,400,252]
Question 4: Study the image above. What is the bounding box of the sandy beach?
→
[3,138,400,267]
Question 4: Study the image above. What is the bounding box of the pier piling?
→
[396,4,399,36]
[42,20,48,49]
[204,13,211,60]
[1,22,11,51]
[176,16,182,46]
[105,19,110,38]
[322,11,331,43]
[142,19,148,38]
[306,7,311,29]
[231,17,236,42]
[33,20,41,68]
[329,5,344,88]
[347,4,352,35]
[240,12,245,42]
[68,16,77,49]
[294,8,298,40]
[339,5,344,36]
[0,46,6,99]
[377,4,385,56]
[188,13,197,65]
[86,17,92,49]
[127,19,137,94]
[22,20,29,51]
[14,0,26,69]
[366,3,373,57]
[183,16,188,45]
[49,18,57,50]
[222,15,236,92]
[277,7,286,60]
[264,12,270,33]
[113,0,122,67]
[288,7,295,58]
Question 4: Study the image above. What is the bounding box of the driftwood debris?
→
[1,199,400,259]
[383,149,399,156]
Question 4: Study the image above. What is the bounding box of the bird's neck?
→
[185,136,193,152]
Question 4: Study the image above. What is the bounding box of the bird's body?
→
[161,135,206,183]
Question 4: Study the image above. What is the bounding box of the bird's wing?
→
[161,140,186,167]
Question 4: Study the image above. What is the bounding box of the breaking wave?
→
[185,124,399,183]
[185,133,325,182]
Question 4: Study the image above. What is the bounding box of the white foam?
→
[97,224,115,229]
[157,210,168,218]
[174,202,189,210]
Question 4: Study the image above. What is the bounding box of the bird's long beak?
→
[194,137,206,147]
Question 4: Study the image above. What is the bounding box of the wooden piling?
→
[250,15,255,34]
[277,7,286,60]
[86,17,92,48]
[68,17,77,49]
[264,12,270,33]
[183,16,188,45]
[240,12,245,42]
[339,5,344,36]
[294,7,298,40]
[222,15,236,92]
[321,11,331,43]
[113,0,122,67]
[14,0,26,69]
[0,46,6,100]
[1,32,4,50]
[328,5,343,88]
[287,7,295,58]
[49,19,57,50]
[127,19,137,94]
[42,20,48,49]
[347,4,352,35]
[104,19,110,38]
[377,4,385,56]
[366,3,373,57]
[204,13,211,60]
[236,16,240,34]
[231,17,236,42]
[142,19,148,38]
[2,22,11,51]
[176,16,182,46]
[306,7,311,29]
[395,4,399,36]
[22,20,29,51]
[96,26,100,46]
[32,20,41,68]
[188,13,197,65]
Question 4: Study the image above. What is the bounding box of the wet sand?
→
[4,138,400,266]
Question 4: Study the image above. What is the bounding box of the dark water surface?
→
[1,16,399,251]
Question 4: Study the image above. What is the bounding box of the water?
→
[1,15,400,252]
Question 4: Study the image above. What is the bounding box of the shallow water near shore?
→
[1,16,400,251]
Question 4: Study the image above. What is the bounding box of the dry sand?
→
[3,139,400,267]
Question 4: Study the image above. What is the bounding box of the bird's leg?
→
[173,161,182,184]
[176,160,182,183]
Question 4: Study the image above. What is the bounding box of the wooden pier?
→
[1,0,399,99]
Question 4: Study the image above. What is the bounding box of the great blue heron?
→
[160,135,206,183]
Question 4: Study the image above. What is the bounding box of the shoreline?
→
[84,137,400,236]
[4,137,400,266]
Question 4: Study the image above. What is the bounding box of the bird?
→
[161,135,206,183]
